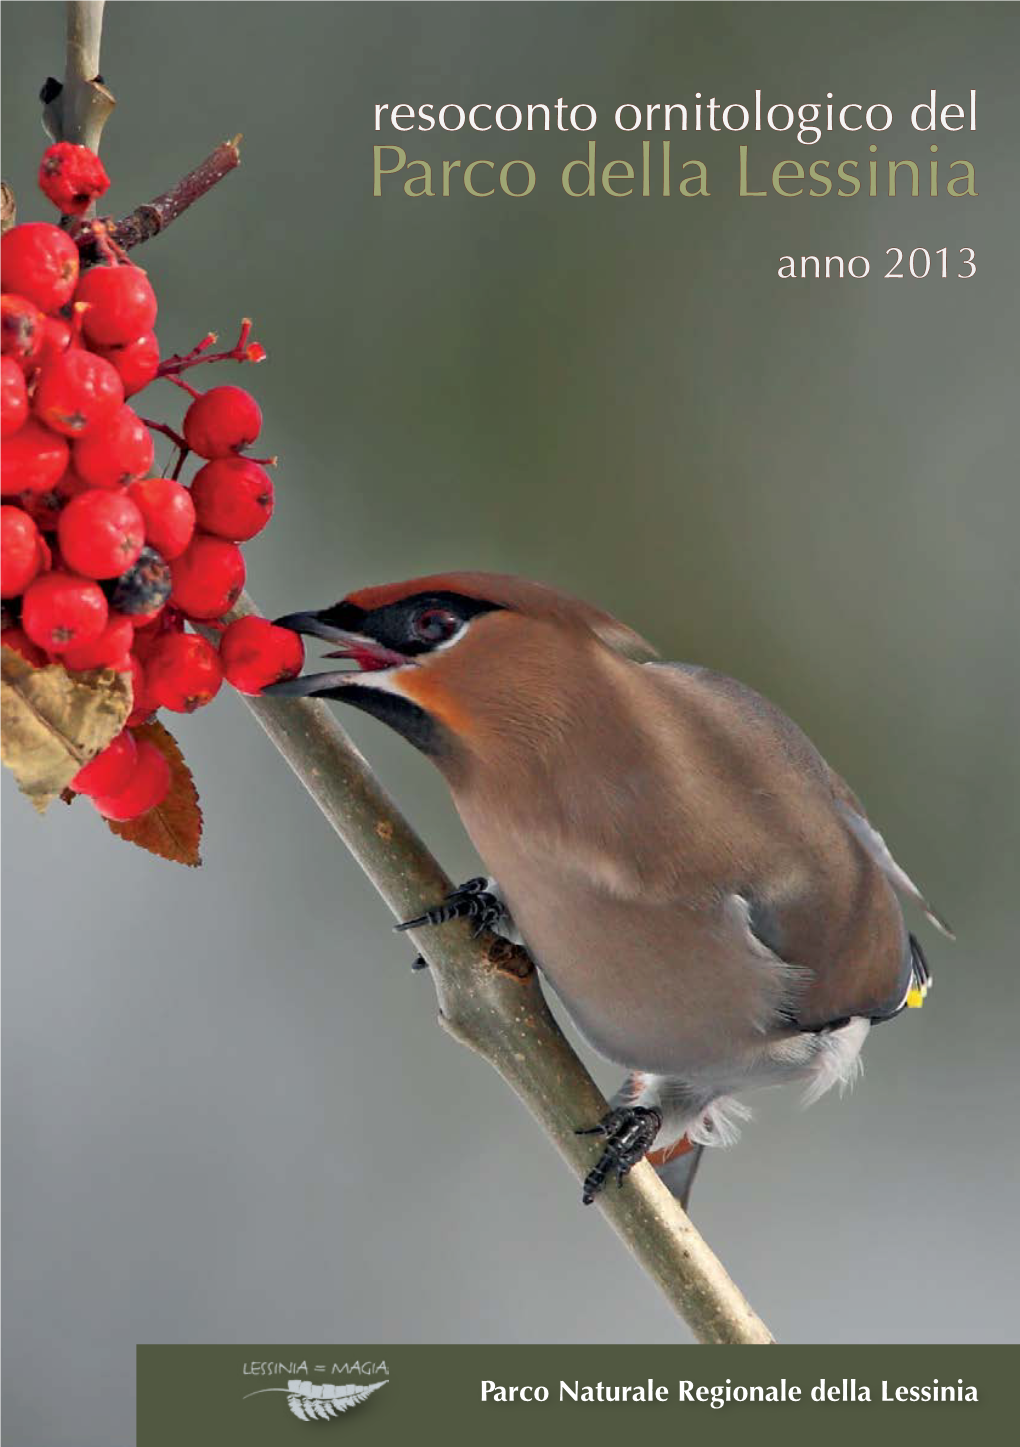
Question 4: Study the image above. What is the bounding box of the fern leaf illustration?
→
[286,1379,388,1421]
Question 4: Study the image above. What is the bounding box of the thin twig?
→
[204,596,775,1346]
[73,139,242,264]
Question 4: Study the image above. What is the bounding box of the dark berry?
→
[0,419,69,497]
[183,385,261,459]
[95,330,159,396]
[33,348,124,436]
[71,729,137,796]
[1,223,80,312]
[1,505,45,597]
[75,265,157,347]
[91,738,170,820]
[1,293,45,370]
[220,616,305,695]
[21,569,107,653]
[38,142,111,217]
[73,405,154,488]
[58,488,145,579]
[127,476,195,560]
[1,355,28,437]
[108,544,172,616]
[190,457,274,541]
[144,631,223,713]
[170,535,245,619]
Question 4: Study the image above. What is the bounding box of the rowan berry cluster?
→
[2,142,304,824]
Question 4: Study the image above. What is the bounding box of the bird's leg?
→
[576,1106,663,1205]
[395,876,509,938]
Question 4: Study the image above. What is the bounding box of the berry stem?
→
[141,417,187,452]
[164,374,202,400]
[157,319,265,378]
[71,137,243,267]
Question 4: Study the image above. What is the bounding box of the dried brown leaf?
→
[105,720,202,867]
[1,647,131,813]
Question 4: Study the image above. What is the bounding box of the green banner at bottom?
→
[138,1344,1014,1446]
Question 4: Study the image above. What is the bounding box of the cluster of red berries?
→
[2,142,304,823]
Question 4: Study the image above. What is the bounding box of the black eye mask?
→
[316,592,502,658]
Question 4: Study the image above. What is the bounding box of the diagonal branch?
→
[211,596,774,1345]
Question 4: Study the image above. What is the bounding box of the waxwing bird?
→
[266,573,951,1208]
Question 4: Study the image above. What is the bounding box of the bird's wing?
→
[831,793,954,939]
[651,659,950,925]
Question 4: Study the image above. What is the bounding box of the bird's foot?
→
[576,1106,663,1205]
[395,877,506,937]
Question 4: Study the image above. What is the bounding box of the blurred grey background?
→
[3,3,1018,1442]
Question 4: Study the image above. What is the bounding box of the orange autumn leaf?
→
[105,719,203,867]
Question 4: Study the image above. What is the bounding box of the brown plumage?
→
[269,572,949,1205]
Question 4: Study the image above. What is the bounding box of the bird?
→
[265,572,951,1208]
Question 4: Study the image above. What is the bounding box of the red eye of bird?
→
[413,606,458,644]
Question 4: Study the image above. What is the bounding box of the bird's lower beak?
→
[262,611,411,697]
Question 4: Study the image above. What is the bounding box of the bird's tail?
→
[647,1136,705,1211]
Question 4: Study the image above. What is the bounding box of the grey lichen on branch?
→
[204,596,775,1346]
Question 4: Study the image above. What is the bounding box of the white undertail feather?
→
[687,1095,754,1148]
[800,1017,870,1107]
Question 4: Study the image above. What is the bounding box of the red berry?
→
[92,737,170,820]
[183,385,261,459]
[125,653,152,725]
[57,488,145,579]
[1,223,80,312]
[38,142,110,217]
[1,624,47,667]
[170,535,245,619]
[108,544,172,617]
[127,476,195,560]
[71,729,137,796]
[190,457,274,541]
[75,265,157,347]
[61,611,135,671]
[1,355,28,437]
[220,616,305,695]
[21,569,107,653]
[73,405,154,487]
[17,466,90,531]
[33,348,124,436]
[95,330,159,396]
[130,608,182,660]
[1,293,45,370]
[0,419,69,497]
[38,315,73,368]
[1,505,44,596]
[144,630,223,713]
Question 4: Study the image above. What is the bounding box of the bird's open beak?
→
[262,611,413,697]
